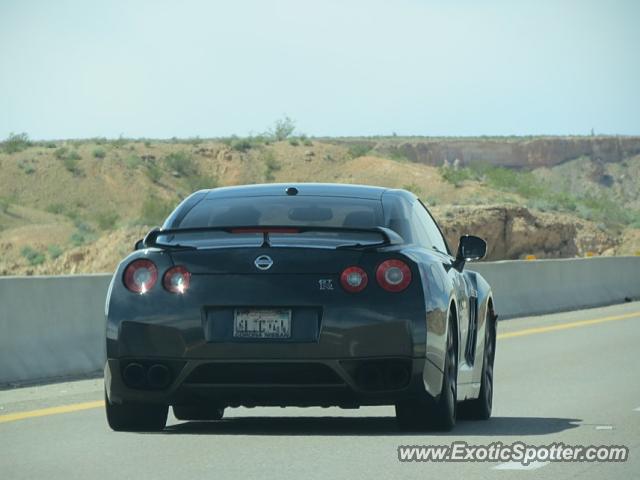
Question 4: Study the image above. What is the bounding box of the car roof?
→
[203,183,396,200]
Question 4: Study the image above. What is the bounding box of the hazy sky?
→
[1,0,639,139]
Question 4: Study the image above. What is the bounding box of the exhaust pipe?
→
[384,363,410,389]
[122,363,146,388]
[356,364,384,390]
[147,364,171,389]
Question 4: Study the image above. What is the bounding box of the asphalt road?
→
[1,302,639,479]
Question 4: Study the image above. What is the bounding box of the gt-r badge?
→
[319,279,334,290]
[254,255,274,271]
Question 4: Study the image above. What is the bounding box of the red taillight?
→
[376,259,412,292]
[163,266,191,294]
[123,259,158,293]
[230,228,300,234]
[340,266,368,293]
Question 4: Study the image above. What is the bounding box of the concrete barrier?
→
[468,256,640,319]
[1,257,639,385]
[0,275,112,385]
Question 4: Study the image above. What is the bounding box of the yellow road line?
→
[0,310,638,425]
[0,400,103,424]
[497,311,640,340]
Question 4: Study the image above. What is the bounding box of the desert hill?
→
[1,134,639,275]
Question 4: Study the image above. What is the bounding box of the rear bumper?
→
[105,356,444,408]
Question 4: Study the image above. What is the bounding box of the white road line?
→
[494,461,549,471]
[595,425,614,430]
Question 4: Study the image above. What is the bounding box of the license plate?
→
[233,308,292,339]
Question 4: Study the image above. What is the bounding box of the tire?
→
[396,310,458,431]
[458,307,496,420]
[173,405,225,421]
[105,392,168,432]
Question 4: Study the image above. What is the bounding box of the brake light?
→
[230,228,300,234]
[163,266,191,294]
[376,259,411,292]
[123,259,158,293]
[340,266,368,293]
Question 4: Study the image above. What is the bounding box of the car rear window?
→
[159,195,386,249]
[178,196,384,229]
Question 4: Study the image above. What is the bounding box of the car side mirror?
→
[453,235,487,271]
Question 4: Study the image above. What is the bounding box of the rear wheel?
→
[396,310,458,431]
[459,307,496,420]
[173,405,225,421]
[105,392,168,432]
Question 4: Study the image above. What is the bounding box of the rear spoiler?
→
[142,225,403,250]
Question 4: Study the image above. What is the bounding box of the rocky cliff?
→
[432,205,618,260]
[375,136,640,169]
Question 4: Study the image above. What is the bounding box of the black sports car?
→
[104,183,497,431]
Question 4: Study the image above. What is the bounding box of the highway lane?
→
[1,302,639,479]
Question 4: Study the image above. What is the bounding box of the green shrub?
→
[47,244,64,260]
[478,165,543,198]
[288,138,300,146]
[124,154,142,169]
[93,147,106,159]
[46,203,65,215]
[270,116,296,141]
[145,163,163,183]
[96,211,119,230]
[164,151,197,176]
[347,144,372,158]
[21,246,45,266]
[18,160,36,174]
[62,151,82,175]
[70,231,86,247]
[2,132,31,153]
[54,147,68,159]
[264,151,281,181]
[74,220,94,234]
[388,150,410,162]
[302,138,313,146]
[139,196,174,226]
[231,138,253,152]
[439,166,473,187]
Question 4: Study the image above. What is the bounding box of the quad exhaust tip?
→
[147,364,171,389]
[355,361,410,391]
[122,362,172,389]
[122,362,146,388]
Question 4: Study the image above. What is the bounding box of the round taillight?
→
[123,259,158,293]
[163,266,191,294]
[340,266,368,293]
[376,259,412,292]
